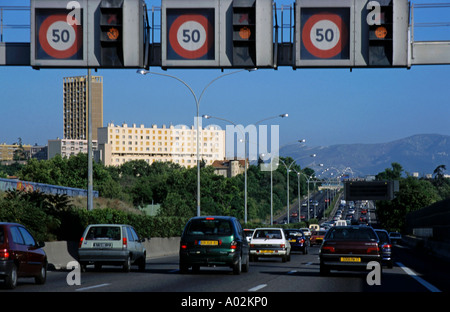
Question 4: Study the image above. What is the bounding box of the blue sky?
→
[1,0,450,148]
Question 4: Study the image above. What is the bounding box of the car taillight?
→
[382,244,392,249]
[367,246,379,254]
[122,237,127,248]
[300,238,305,244]
[321,246,335,253]
[78,237,84,248]
[280,244,285,248]
[231,241,237,250]
[180,244,187,249]
[0,249,9,260]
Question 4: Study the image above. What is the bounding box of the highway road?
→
[4,242,448,296]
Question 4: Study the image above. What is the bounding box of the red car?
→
[310,230,326,246]
[319,225,381,275]
[0,222,47,289]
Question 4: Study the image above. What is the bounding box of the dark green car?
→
[179,216,250,274]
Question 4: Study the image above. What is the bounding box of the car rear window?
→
[253,229,282,239]
[376,231,389,243]
[0,227,4,244]
[86,226,121,240]
[326,227,378,241]
[186,219,232,236]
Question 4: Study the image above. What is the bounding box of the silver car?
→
[78,224,146,272]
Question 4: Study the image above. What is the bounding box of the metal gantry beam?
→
[2,1,450,68]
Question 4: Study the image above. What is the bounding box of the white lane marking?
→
[396,262,441,292]
[248,284,267,292]
[75,283,111,291]
[287,270,297,274]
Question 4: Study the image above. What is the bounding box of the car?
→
[285,229,308,254]
[78,224,146,272]
[179,216,249,274]
[389,232,402,244]
[374,229,393,268]
[243,229,255,243]
[319,225,381,276]
[310,230,326,246]
[250,228,291,262]
[299,228,311,238]
[0,222,47,289]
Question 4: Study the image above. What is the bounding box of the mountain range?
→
[279,134,450,177]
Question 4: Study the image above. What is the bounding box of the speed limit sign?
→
[300,8,350,60]
[35,10,83,60]
[166,9,215,61]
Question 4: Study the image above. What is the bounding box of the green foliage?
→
[375,163,449,232]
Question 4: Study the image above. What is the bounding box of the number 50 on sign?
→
[34,8,83,60]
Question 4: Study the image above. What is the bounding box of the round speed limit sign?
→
[301,12,348,59]
[38,14,83,59]
[168,14,214,60]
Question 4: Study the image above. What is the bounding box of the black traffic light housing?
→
[368,0,393,66]
[232,0,256,67]
[99,0,124,67]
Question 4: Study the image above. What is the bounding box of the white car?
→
[249,228,291,262]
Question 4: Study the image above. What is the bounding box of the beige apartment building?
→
[0,143,31,162]
[63,75,103,141]
[97,123,225,168]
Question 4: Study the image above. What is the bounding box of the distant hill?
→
[280,134,450,177]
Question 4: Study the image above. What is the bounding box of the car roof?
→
[188,216,238,222]
[86,224,132,227]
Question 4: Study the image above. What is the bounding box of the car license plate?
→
[199,240,218,246]
[340,257,361,262]
[259,250,274,254]
[290,239,296,243]
[93,242,112,248]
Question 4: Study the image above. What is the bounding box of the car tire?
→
[233,255,242,275]
[242,254,249,273]
[123,255,131,272]
[4,263,18,289]
[35,262,47,285]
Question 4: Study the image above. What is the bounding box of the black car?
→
[179,216,250,274]
[285,229,308,254]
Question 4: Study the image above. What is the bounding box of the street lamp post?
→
[203,113,287,224]
[278,154,316,224]
[137,69,253,217]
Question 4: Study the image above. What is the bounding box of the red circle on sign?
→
[169,14,214,59]
[39,14,82,59]
[302,12,348,59]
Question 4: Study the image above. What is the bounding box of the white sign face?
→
[46,20,77,52]
[309,19,341,53]
[176,21,208,52]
